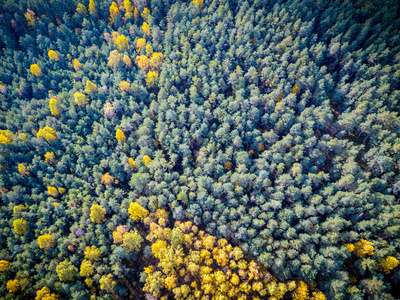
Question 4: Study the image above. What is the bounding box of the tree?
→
[74,92,89,107]
[0,260,9,272]
[122,230,143,253]
[73,59,83,71]
[142,155,152,167]
[48,50,60,61]
[100,274,116,293]
[84,80,97,94]
[84,246,102,261]
[145,71,159,87]
[115,35,129,51]
[381,256,399,274]
[104,102,116,118]
[128,202,149,221]
[354,239,374,258]
[108,50,122,69]
[30,64,42,76]
[88,0,97,17]
[24,9,35,28]
[124,0,133,19]
[109,2,119,25]
[128,157,136,170]
[119,81,131,92]
[101,173,114,185]
[0,130,14,145]
[149,52,164,71]
[193,0,204,10]
[123,55,132,68]
[76,3,87,15]
[48,186,59,197]
[35,287,59,300]
[56,261,78,282]
[80,259,94,277]
[49,97,60,116]
[37,126,57,142]
[90,204,107,223]
[13,218,28,235]
[18,164,30,176]
[6,279,20,293]
[142,22,150,36]
[136,38,146,53]
[135,55,149,71]
[44,152,56,164]
[38,234,55,250]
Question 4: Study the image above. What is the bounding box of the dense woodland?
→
[0,0,400,299]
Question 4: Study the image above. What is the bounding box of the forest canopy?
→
[0,0,400,299]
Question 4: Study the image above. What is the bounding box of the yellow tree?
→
[73,58,83,71]
[38,233,55,250]
[136,38,146,53]
[90,204,107,223]
[48,50,60,61]
[142,155,152,167]
[128,157,136,170]
[84,246,102,261]
[101,172,114,185]
[112,31,120,42]
[145,71,159,87]
[141,7,150,21]
[135,55,149,71]
[122,230,144,253]
[108,50,122,70]
[146,44,153,57]
[85,80,97,94]
[354,239,374,257]
[56,261,78,282]
[44,152,56,164]
[30,64,42,76]
[37,126,57,142]
[119,81,131,92]
[0,130,14,145]
[80,259,94,277]
[0,260,10,272]
[150,52,164,71]
[381,256,399,274]
[35,287,59,300]
[123,55,132,68]
[24,9,35,28]
[88,0,98,16]
[48,186,59,197]
[116,129,127,142]
[109,1,119,25]
[74,92,89,107]
[142,22,151,36]
[124,0,134,19]
[134,7,139,22]
[100,274,116,293]
[193,0,204,10]
[49,96,60,116]
[13,218,28,235]
[6,279,20,293]
[115,35,129,51]
[76,3,88,15]
[18,164,30,176]
[128,202,149,221]
[13,205,27,214]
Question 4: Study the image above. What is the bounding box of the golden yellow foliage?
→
[142,155,152,167]
[354,239,374,257]
[128,157,136,170]
[74,92,89,107]
[381,256,399,274]
[88,0,97,16]
[48,50,60,61]
[18,164,30,176]
[37,126,57,142]
[7,279,20,293]
[145,71,159,87]
[80,259,94,277]
[44,152,56,164]
[90,204,107,224]
[0,260,10,272]
[13,218,28,235]
[116,128,127,142]
[30,64,42,76]
[310,291,327,300]
[56,261,78,282]
[108,50,122,69]
[123,55,132,68]
[193,0,204,10]
[38,233,55,250]
[24,9,35,28]
[100,274,116,293]
[142,22,150,36]
[122,230,144,253]
[134,7,139,22]
[124,0,133,19]
[292,281,309,300]
[13,205,27,214]
[0,84,6,94]
[136,38,146,53]
[149,52,164,71]
[49,97,60,116]
[128,202,149,221]
[73,58,83,71]
[109,1,119,25]
[145,44,153,57]
[119,81,131,92]
[101,172,114,185]
[0,130,14,145]
[48,186,59,197]
[58,187,66,195]
[135,55,149,71]
[141,7,150,21]
[112,31,120,42]
[113,231,123,244]
[116,35,129,51]
[76,3,88,15]
[35,287,59,300]
[84,80,97,94]
[84,246,102,261]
